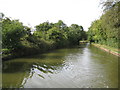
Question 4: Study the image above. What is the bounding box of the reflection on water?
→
[2,44,118,88]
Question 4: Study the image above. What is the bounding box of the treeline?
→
[88,1,120,48]
[2,15,87,59]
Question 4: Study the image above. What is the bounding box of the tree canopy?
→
[2,16,87,57]
[88,1,120,48]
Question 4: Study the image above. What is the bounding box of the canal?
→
[2,44,118,88]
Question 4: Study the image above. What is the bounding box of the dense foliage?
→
[2,17,87,58]
[35,20,87,47]
[2,18,27,50]
[88,1,120,48]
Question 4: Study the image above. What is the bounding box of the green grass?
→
[92,43,120,54]
[79,40,88,43]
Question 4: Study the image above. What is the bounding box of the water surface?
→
[2,44,118,88]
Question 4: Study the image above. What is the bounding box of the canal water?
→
[2,44,118,88]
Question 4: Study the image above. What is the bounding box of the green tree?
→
[67,24,86,45]
[88,1,120,48]
[2,17,27,50]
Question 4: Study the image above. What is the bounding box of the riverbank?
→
[2,44,80,61]
[2,47,55,61]
[92,43,120,57]
[79,40,88,44]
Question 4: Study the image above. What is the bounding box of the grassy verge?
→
[92,43,120,57]
[79,40,88,43]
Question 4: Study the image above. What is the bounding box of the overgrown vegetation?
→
[88,1,120,49]
[2,0,119,59]
[1,16,87,60]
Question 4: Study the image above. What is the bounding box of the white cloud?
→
[0,0,102,31]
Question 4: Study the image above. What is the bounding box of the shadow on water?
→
[2,43,118,88]
[2,58,66,88]
[2,46,84,88]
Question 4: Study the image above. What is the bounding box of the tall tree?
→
[2,17,27,50]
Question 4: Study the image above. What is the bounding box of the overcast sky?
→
[0,0,103,31]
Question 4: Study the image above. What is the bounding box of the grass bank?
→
[79,40,88,44]
[92,43,120,57]
[2,43,79,61]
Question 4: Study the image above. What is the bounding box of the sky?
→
[0,0,103,31]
